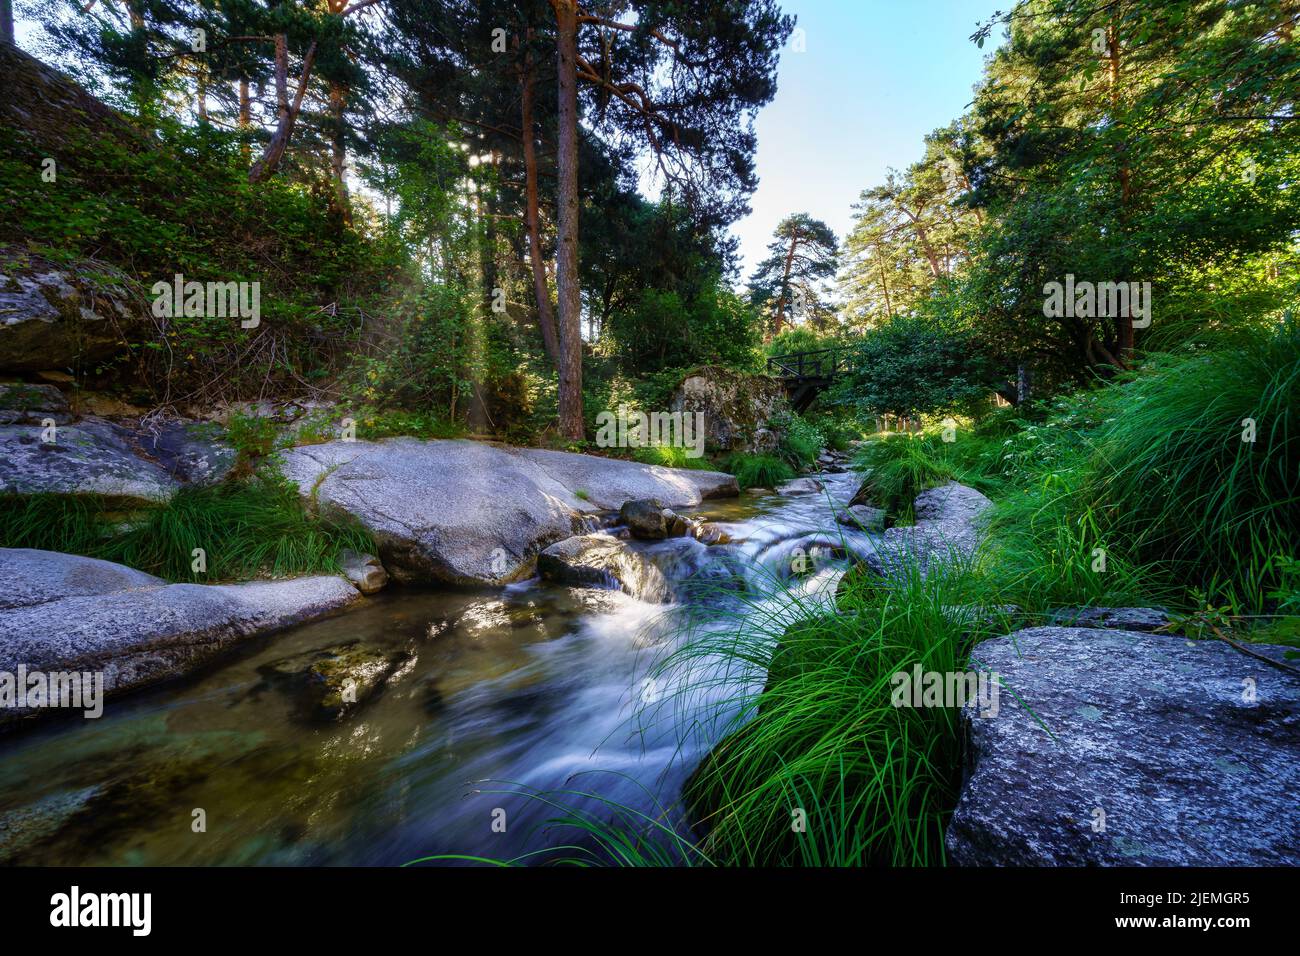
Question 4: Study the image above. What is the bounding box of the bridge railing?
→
[766,346,850,380]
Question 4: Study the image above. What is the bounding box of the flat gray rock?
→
[1048,606,1170,632]
[0,549,361,722]
[776,477,824,496]
[0,382,72,425]
[516,447,738,509]
[280,438,737,585]
[946,626,1300,865]
[0,548,163,611]
[0,420,178,503]
[876,481,993,574]
[133,419,236,486]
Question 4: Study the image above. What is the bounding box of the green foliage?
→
[748,213,839,335]
[831,314,995,420]
[975,318,1299,613]
[853,434,959,520]
[354,409,465,442]
[223,412,282,467]
[763,326,835,361]
[806,409,865,451]
[604,280,761,375]
[1062,320,1297,609]
[0,119,396,398]
[632,445,713,471]
[723,453,794,490]
[0,479,375,583]
[772,411,824,468]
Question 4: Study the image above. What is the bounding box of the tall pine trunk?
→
[239,78,252,165]
[521,53,560,365]
[329,80,351,223]
[249,36,317,183]
[552,0,583,441]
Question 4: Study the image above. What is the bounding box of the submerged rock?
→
[537,534,672,603]
[0,548,361,723]
[0,786,102,863]
[262,640,406,720]
[279,438,736,586]
[776,477,824,496]
[946,626,1300,865]
[692,521,732,546]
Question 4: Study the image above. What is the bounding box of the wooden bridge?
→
[765,346,853,411]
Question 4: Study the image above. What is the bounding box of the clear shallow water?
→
[0,472,872,865]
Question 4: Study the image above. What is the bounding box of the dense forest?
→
[0,0,1297,879]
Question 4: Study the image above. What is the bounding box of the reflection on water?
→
[0,471,871,865]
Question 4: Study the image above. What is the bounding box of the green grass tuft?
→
[0,476,374,582]
[724,453,795,490]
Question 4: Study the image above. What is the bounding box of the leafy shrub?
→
[806,410,863,451]
[982,318,1299,612]
[772,411,824,468]
[830,314,995,420]
[0,119,397,399]
[605,280,760,375]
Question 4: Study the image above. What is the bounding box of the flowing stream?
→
[0,470,873,865]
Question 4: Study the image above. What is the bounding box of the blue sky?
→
[733,0,1004,280]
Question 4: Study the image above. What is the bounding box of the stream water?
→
[0,470,873,865]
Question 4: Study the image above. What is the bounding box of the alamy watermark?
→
[1042,274,1151,328]
[0,666,104,718]
[594,405,706,458]
[890,665,1000,718]
[151,274,260,328]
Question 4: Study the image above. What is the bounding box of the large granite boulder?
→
[279,438,737,586]
[0,548,361,724]
[669,366,791,455]
[0,420,179,503]
[836,503,886,532]
[946,626,1300,865]
[0,548,162,611]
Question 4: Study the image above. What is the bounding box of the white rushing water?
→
[0,470,875,865]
